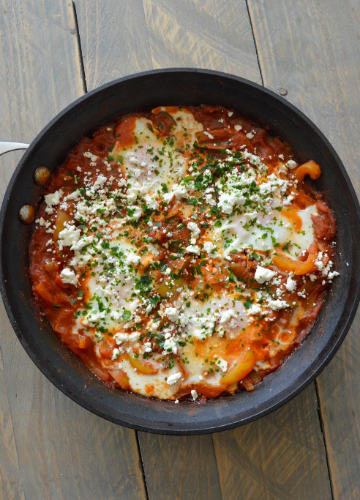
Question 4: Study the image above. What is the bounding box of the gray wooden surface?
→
[0,0,358,499]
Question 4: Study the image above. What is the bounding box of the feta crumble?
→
[167,372,182,385]
[255,266,276,284]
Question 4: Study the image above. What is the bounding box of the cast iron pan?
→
[0,69,359,435]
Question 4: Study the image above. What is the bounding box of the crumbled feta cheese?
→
[163,337,178,354]
[162,192,174,203]
[132,168,142,178]
[187,221,200,235]
[267,298,289,310]
[247,304,262,316]
[129,156,139,165]
[191,389,199,400]
[147,321,158,333]
[203,241,215,253]
[83,151,98,162]
[60,268,78,285]
[112,348,120,360]
[144,194,159,210]
[127,205,142,221]
[167,372,182,385]
[70,235,93,252]
[65,190,81,201]
[143,342,152,353]
[219,310,236,324]
[218,191,245,214]
[234,124,242,131]
[164,307,179,322]
[172,183,189,199]
[283,194,294,206]
[114,332,140,344]
[125,252,141,266]
[255,266,276,284]
[58,224,81,249]
[203,131,214,139]
[93,174,107,190]
[36,217,46,226]
[217,358,228,372]
[315,254,324,270]
[286,160,297,169]
[186,245,200,255]
[187,222,200,243]
[285,276,297,292]
[205,193,216,206]
[44,190,63,213]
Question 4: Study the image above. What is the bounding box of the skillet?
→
[0,68,359,435]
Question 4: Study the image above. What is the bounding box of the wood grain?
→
[75,0,153,90]
[248,0,360,497]
[0,1,146,499]
[139,434,222,500]
[75,2,333,499]
[142,0,261,83]
[213,386,332,500]
[0,344,24,500]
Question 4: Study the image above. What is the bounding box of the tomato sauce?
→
[29,105,337,399]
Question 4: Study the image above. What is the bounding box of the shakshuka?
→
[29,105,338,402]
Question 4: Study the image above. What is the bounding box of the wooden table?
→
[1,1,359,499]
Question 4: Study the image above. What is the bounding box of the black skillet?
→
[0,69,359,435]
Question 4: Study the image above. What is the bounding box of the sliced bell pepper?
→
[128,354,158,375]
[272,242,318,275]
[109,369,130,390]
[295,161,321,183]
[221,350,256,386]
[53,209,72,240]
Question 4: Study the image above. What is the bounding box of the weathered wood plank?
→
[0,341,24,500]
[75,0,152,90]
[248,0,360,497]
[139,434,222,500]
[213,386,332,500]
[0,1,146,499]
[75,1,333,499]
[142,0,261,83]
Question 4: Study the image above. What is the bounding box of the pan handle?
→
[0,141,29,156]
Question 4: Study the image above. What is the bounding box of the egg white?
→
[211,204,317,257]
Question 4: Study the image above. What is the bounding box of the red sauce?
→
[29,105,337,399]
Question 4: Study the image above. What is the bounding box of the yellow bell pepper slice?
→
[109,370,130,390]
[128,354,158,375]
[156,278,184,298]
[272,242,318,275]
[221,350,256,386]
[295,161,321,183]
[53,209,72,240]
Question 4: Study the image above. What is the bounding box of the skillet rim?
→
[0,67,359,435]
